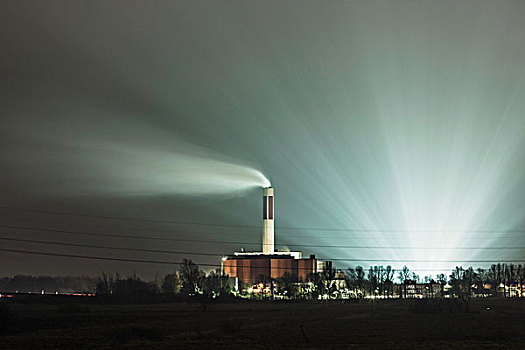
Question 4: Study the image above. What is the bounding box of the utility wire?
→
[1,224,524,249]
[0,247,517,272]
[0,247,207,266]
[0,237,222,256]
[2,205,525,233]
[0,206,256,229]
[2,236,525,263]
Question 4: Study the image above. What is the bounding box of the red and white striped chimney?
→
[262,187,274,254]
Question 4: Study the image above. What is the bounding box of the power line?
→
[2,235,524,273]
[1,224,524,249]
[0,237,223,257]
[2,235,525,263]
[0,224,259,245]
[0,206,256,229]
[2,205,525,233]
[0,247,204,266]
[0,247,517,273]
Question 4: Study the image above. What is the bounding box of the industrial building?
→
[221,187,321,284]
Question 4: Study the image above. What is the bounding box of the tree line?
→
[343,263,525,299]
[0,275,97,293]
[95,259,235,300]
[2,261,523,299]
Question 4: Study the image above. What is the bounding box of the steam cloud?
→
[3,114,270,197]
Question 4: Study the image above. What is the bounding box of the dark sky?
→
[2,1,525,279]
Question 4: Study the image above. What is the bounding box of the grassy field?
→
[1,298,525,349]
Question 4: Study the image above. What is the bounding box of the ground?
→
[1,298,525,349]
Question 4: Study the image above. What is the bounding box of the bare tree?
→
[398,266,410,298]
[161,273,181,294]
[489,264,499,296]
[449,266,465,298]
[276,272,298,299]
[516,265,525,297]
[436,273,447,297]
[96,272,114,295]
[355,266,365,297]
[179,259,204,296]
[307,272,325,299]
[509,264,516,297]
[384,266,394,297]
[368,266,378,296]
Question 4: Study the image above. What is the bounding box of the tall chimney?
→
[262,187,274,254]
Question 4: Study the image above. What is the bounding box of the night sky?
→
[2,1,525,279]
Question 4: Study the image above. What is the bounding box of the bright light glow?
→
[3,1,525,279]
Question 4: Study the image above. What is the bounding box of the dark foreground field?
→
[2,298,525,349]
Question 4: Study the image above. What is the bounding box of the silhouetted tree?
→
[398,266,410,298]
[368,266,378,296]
[383,266,395,297]
[354,266,365,297]
[323,268,338,298]
[488,264,499,296]
[516,265,525,297]
[277,272,298,299]
[436,273,447,296]
[96,272,114,295]
[179,259,204,296]
[411,272,420,283]
[509,264,517,297]
[450,266,465,298]
[502,264,508,297]
[307,272,324,299]
[201,270,222,297]
[346,266,365,297]
[161,273,181,295]
[463,267,476,297]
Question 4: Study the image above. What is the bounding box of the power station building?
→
[221,187,319,284]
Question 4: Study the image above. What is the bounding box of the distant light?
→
[221,257,227,261]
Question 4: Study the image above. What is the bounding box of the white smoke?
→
[4,114,270,197]
[81,145,271,195]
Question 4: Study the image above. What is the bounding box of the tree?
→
[436,273,447,297]
[463,267,477,297]
[179,259,204,296]
[110,272,159,301]
[368,267,378,296]
[411,272,420,283]
[355,266,365,297]
[346,268,357,293]
[501,264,508,297]
[95,272,114,295]
[276,272,298,299]
[398,266,410,298]
[509,264,516,297]
[488,264,499,296]
[162,273,181,295]
[516,265,525,297]
[425,277,436,298]
[449,266,465,298]
[383,266,395,297]
[307,272,324,299]
[322,268,338,299]
[201,270,223,297]
[475,268,487,295]
[346,266,365,297]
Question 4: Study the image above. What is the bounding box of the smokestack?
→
[262,187,274,254]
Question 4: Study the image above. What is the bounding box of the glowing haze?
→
[1,1,525,278]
